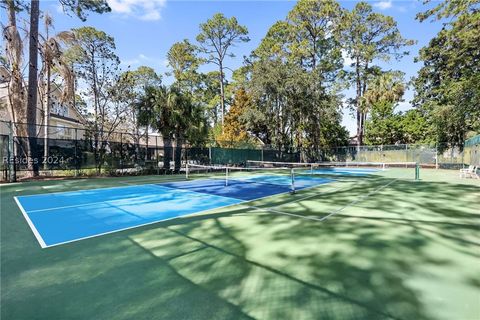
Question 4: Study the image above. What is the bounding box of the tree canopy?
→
[413,4,480,150]
[3,0,477,166]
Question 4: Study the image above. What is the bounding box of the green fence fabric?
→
[465,135,480,147]
[464,135,479,166]
[1,120,478,181]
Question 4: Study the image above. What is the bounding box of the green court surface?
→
[1,169,479,320]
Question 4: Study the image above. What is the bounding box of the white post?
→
[290,168,295,194]
[225,166,229,186]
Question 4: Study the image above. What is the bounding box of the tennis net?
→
[246,160,420,180]
[186,163,297,191]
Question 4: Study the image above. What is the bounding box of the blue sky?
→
[22,0,443,135]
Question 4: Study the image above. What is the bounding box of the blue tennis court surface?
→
[15,176,332,248]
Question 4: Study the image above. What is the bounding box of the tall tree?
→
[286,0,342,72]
[1,0,27,181]
[166,39,200,93]
[38,13,76,168]
[400,109,432,144]
[338,2,414,146]
[137,86,206,171]
[413,5,480,150]
[416,0,479,22]
[26,0,40,175]
[1,0,27,131]
[71,26,122,171]
[25,0,110,176]
[196,13,249,128]
[361,71,405,111]
[247,0,347,160]
[120,66,161,162]
[363,71,406,145]
[58,0,111,21]
[216,88,254,147]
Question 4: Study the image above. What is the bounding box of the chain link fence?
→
[1,121,478,182]
[0,121,301,181]
[323,141,479,169]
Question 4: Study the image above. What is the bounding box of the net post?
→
[290,168,295,194]
[415,162,420,181]
[310,164,313,175]
[225,166,229,186]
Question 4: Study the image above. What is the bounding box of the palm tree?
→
[361,72,405,109]
[137,86,206,172]
[3,0,26,130]
[137,86,174,171]
[38,13,76,168]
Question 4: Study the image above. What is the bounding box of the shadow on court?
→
[0,172,479,319]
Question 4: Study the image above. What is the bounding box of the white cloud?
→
[107,0,166,21]
[121,58,141,68]
[121,54,166,69]
[373,0,393,10]
[141,11,161,21]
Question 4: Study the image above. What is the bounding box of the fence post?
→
[7,121,15,182]
[74,128,78,177]
[156,135,159,175]
[209,146,212,164]
[435,144,439,169]
[120,133,123,173]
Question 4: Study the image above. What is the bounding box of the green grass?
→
[1,169,479,320]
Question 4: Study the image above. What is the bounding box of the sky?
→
[3,0,444,135]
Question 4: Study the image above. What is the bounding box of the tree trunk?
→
[5,0,26,133]
[219,62,225,129]
[27,0,40,176]
[145,126,149,163]
[43,55,51,170]
[90,50,100,173]
[355,57,363,147]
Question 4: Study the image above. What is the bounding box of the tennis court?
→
[15,166,332,248]
[2,162,479,320]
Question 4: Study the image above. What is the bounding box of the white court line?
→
[34,199,248,249]
[244,204,331,222]
[14,197,47,248]
[15,176,334,248]
[248,179,397,223]
[21,181,165,197]
[25,183,239,214]
[277,180,362,206]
